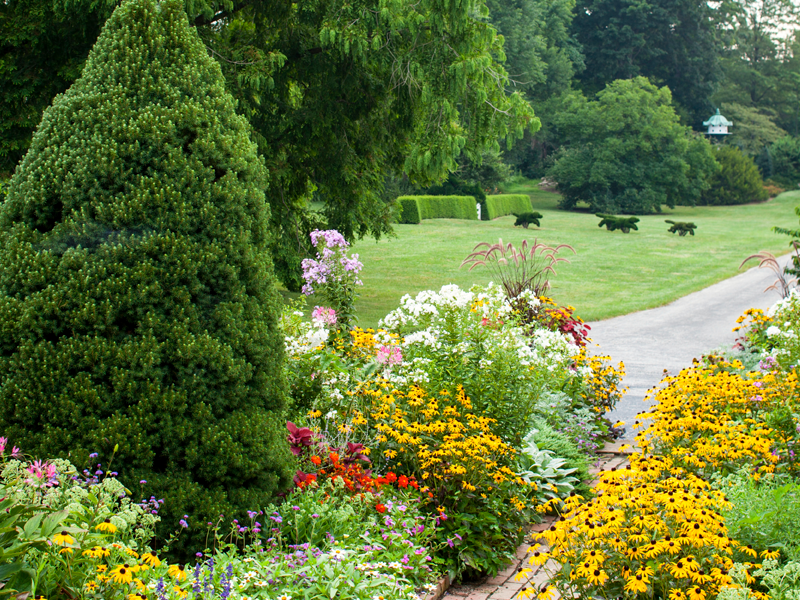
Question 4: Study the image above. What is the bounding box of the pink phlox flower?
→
[376,345,402,366]
[0,436,6,455]
[311,306,337,327]
[310,229,348,249]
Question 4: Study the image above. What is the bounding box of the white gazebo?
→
[703,109,733,136]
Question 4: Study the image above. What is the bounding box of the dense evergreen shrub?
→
[395,195,477,223]
[484,194,532,220]
[700,145,768,206]
[770,136,800,187]
[0,0,292,549]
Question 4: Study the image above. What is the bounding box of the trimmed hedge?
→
[396,195,477,224]
[484,194,532,220]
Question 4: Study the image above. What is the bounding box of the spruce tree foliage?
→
[700,145,769,205]
[0,0,292,546]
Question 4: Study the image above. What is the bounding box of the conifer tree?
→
[0,0,292,542]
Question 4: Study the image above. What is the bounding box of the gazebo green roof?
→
[703,109,733,127]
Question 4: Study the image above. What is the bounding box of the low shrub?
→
[666,219,697,236]
[764,183,786,197]
[596,214,640,233]
[484,194,532,220]
[514,212,543,228]
[701,145,768,206]
[395,195,477,224]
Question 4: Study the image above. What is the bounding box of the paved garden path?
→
[588,254,793,429]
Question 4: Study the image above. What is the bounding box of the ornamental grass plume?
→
[460,238,574,300]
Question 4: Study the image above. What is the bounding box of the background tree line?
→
[1,0,800,283]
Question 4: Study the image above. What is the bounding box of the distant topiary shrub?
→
[665,220,697,236]
[484,194,532,220]
[596,214,640,233]
[395,195,477,223]
[0,0,292,553]
[514,212,543,228]
[700,145,768,206]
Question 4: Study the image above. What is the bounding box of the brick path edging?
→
[422,440,636,600]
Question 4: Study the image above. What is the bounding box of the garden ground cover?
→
[342,184,800,327]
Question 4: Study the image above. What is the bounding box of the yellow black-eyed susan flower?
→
[109,565,133,584]
[168,563,187,581]
[52,531,74,546]
[95,518,117,533]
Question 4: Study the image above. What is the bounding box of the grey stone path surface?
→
[588,255,792,428]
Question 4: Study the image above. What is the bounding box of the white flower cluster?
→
[381,283,577,378]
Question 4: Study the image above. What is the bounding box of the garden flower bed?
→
[517,293,800,599]
[0,231,628,599]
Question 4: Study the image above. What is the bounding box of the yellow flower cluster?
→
[80,542,188,598]
[575,349,626,412]
[364,382,525,494]
[523,453,737,599]
[732,308,772,333]
[635,363,798,477]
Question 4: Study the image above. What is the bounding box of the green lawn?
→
[341,182,800,328]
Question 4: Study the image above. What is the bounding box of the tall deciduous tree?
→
[571,0,721,125]
[713,0,800,134]
[0,0,292,550]
[0,0,536,288]
[547,78,717,213]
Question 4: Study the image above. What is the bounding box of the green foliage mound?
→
[396,196,477,224]
[665,220,697,236]
[514,212,544,228]
[548,78,717,214]
[0,0,292,546]
[596,214,640,233]
[484,194,532,220]
[700,145,768,206]
[770,136,800,187]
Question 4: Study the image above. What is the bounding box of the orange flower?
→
[329,452,340,463]
[310,456,322,466]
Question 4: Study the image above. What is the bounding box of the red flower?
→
[397,475,409,489]
[384,472,397,484]
[375,503,387,513]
